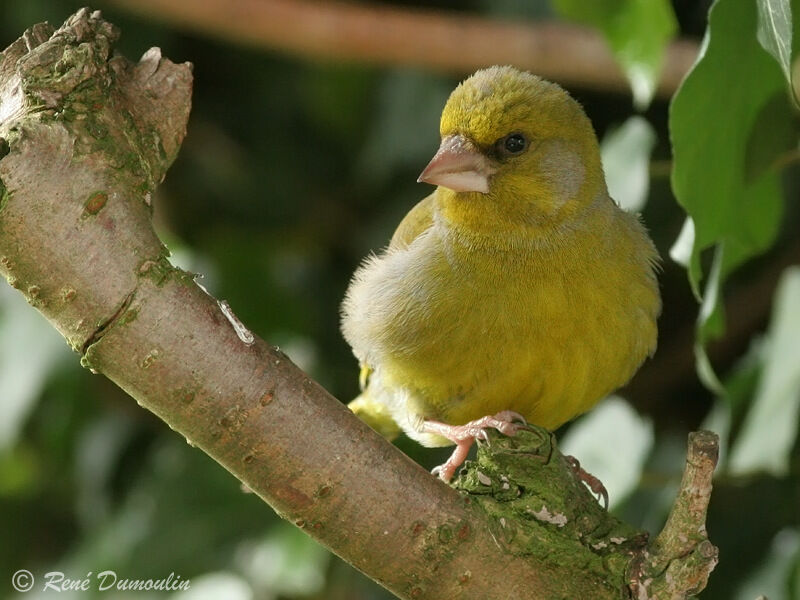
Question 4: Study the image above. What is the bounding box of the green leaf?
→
[757,0,794,84]
[745,89,799,181]
[727,267,800,477]
[551,0,677,108]
[669,0,793,376]
[600,116,656,212]
[559,396,653,509]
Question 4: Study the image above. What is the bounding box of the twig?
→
[628,431,720,599]
[104,0,699,98]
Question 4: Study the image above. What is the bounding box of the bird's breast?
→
[342,213,659,430]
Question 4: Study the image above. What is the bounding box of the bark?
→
[0,10,717,600]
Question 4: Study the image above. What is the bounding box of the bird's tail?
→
[348,392,401,441]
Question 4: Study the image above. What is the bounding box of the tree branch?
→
[104,0,699,98]
[628,431,719,599]
[0,10,717,600]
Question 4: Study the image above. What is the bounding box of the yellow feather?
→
[341,66,660,448]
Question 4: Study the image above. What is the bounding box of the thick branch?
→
[105,0,699,98]
[0,10,717,600]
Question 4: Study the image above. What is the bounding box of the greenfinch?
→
[341,66,660,482]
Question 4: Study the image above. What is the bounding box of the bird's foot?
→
[424,411,528,482]
[565,455,608,509]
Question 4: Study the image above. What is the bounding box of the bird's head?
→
[419,66,607,235]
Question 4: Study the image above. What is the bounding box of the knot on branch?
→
[1,7,191,189]
[15,9,119,110]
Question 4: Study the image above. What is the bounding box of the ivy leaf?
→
[756,0,794,85]
[669,0,793,370]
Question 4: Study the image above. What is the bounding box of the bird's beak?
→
[417,135,495,194]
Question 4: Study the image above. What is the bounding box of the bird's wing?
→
[353,193,434,414]
[388,193,436,251]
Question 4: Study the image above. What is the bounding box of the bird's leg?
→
[423,411,527,482]
[565,455,609,509]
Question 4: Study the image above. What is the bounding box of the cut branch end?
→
[628,430,720,599]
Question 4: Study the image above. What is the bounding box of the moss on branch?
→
[455,428,718,599]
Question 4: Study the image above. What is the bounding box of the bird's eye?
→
[501,133,528,155]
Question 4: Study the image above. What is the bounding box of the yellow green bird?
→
[341,66,660,482]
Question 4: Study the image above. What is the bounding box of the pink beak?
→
[417,135,495,194]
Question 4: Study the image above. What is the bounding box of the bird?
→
[341,65,660,484]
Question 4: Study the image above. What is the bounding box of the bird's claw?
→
[494,410,528,425]
[566,456,609,509]
[425,411,528,482]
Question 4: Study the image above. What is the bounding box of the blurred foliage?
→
[1,1,799,599]
[559,397,654,509]
[728,267,800,477]
[600,116,657,212]
[552,0,678,108]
